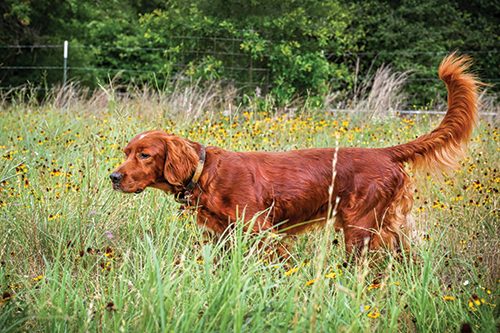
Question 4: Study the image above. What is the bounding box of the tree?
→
[139,0,357,103]
[345,0,500,106]
[0,0,153,88]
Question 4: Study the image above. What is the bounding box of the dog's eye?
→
[139,153,151,159]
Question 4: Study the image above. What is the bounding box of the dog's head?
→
[109,130,200,194]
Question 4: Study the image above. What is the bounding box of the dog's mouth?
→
[112,183,123,192]
[112,183,143,194]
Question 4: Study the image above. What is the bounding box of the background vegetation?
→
[1,0,499,106]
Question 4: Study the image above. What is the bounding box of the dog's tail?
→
[388,52,483,175]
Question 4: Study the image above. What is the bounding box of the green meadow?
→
[0,88,498,332]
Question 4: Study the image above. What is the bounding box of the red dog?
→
[110,54,481,257]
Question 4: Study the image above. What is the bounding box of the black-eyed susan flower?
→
[421,234,433,242]
[469,294,485,307]
[284,267,298,276]
[0,292,11,305]
[367,283,385,290]
[367,308,380,318]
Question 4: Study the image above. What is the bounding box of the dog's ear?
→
[163,135,199,186]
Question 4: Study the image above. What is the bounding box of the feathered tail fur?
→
[388,52,483,175]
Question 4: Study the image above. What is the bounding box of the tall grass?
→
[0,84,498,332]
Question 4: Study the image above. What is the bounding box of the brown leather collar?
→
[174,145,205,204]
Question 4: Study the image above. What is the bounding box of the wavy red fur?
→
[388,52,481,175]
[110,53,483,259]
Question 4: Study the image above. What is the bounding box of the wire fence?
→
[1,41,499,114]
[2,41,500,78]
[2,42,500,80]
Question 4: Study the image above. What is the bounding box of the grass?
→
[0,88,499,332]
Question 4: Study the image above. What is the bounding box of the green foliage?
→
[138,0,355,104]
[0,0,159,88]
[345,0,500,106]
[0,0,499,107]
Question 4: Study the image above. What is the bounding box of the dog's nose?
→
[109,172,123,183]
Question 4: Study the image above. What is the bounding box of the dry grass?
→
[339,61,411,119]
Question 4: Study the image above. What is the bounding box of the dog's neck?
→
[174,145,206,204]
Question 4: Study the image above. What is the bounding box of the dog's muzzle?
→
[110,172,123,192]
[110,172,122,184]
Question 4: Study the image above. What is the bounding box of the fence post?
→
[63,40,68,86]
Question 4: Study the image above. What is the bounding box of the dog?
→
[110,53,481,258]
